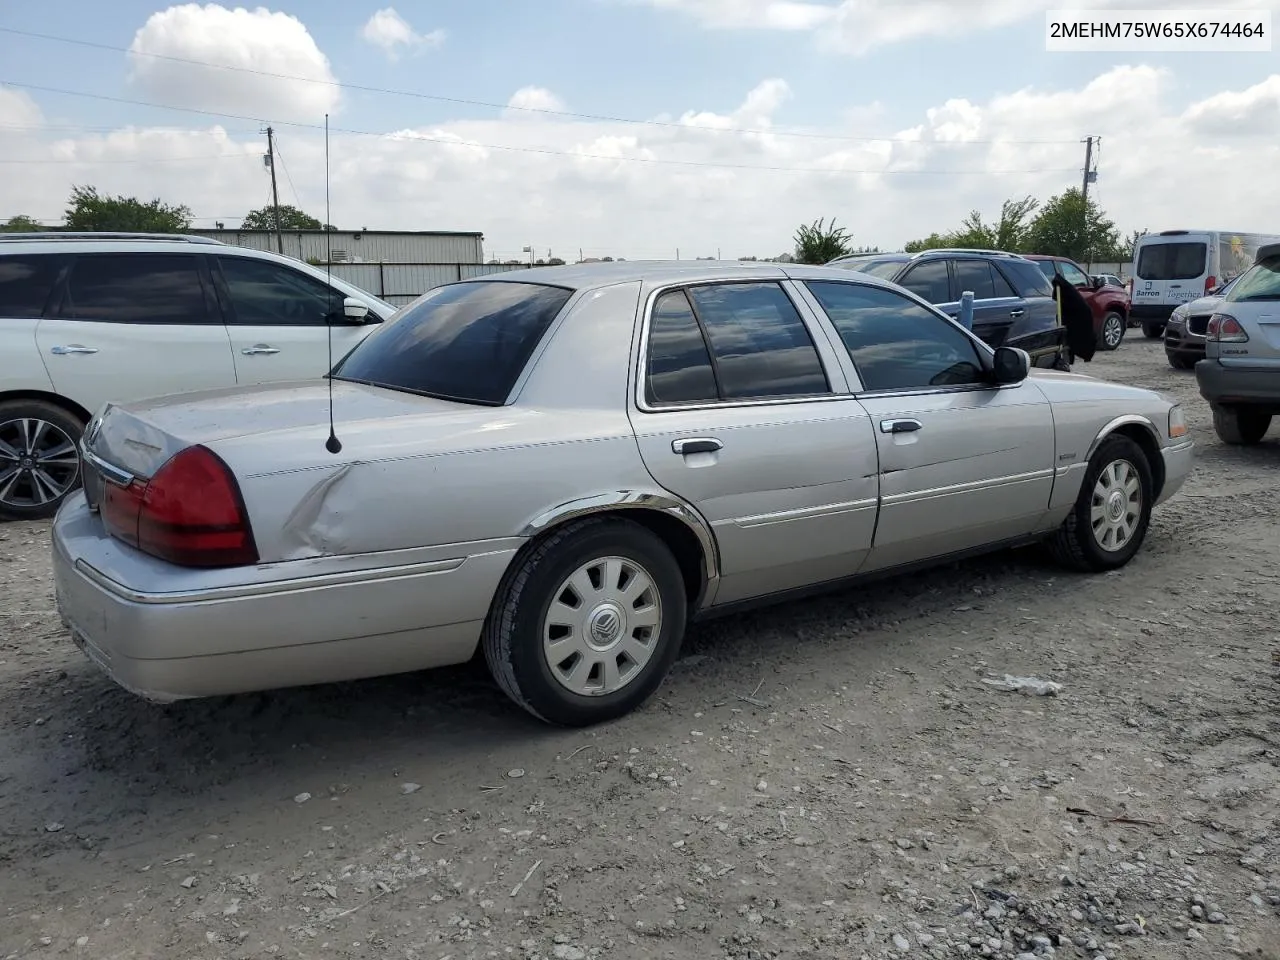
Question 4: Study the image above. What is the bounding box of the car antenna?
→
[323,112,342,455]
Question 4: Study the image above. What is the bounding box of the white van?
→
[1132,229,1280,338]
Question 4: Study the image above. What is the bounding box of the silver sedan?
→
[53,261,1194,726]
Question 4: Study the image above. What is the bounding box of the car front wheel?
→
[1167,352,1195,370]
[1048,435,1153,572]
[482,516,688,726]
[0,400,85,521]
[1100,312,1126,351]
[1142,321,1165,339]
[1211,404,1272,445]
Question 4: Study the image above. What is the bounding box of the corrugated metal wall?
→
[326,262,533,305]
[191,230,485,264]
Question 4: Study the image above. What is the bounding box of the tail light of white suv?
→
[1206,313,1249,342]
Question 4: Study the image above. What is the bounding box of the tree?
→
[1116,228,1145,262]
[241,204,323,231]
[64,185,191,232]
[904,232,952,254]
[1023,188,1120,264]
[793,217,854,264]
[1,215,43,232]
[903,195,1038,254]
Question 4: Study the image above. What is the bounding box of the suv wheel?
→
[1211,404,1272,445]
[1141,320,1165,339]
[1100,312,1125,351]
[0,400,85,521]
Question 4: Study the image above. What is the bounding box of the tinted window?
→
[804,281,985,392]
[989,264,1017,297]
[999,259,1054,298]
[954,260,999,299]
[685,283,829,399]
[645,290,718,404]
[61,254,210,324]
[0,255,60,319]
[898,260,951,303]
[219,256,339,325]
[334,281,570,405]
[835,259,905,280]
[1034,260,1057,279]
[1059,261,1090,286]
[1225,255,1280,302]
[1136,242,1207,280]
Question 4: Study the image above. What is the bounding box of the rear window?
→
[0,255,61,319]
[998,259,1054,298]
[1225,255,1280,302]
[1136,242,1207,281]
[333,281,572,405]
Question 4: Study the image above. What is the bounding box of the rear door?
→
[1133,234,1211,309]
[0,254,62,396]
[35,252,237,415]
[953,257,1024,346]
[628,279,880,605]
[213,254,379,385]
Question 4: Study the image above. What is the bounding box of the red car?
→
[1025,255,1131,351]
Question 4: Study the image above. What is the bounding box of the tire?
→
[1099,312,1126,351]
[1167,352,1195,370]
[1047,435,1153,572]
[0,399,86,521]
[482,516,688,726]
[1142,320,1165,339]
[1211,404,1272,445]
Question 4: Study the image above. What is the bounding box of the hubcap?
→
[1105,316,1123,347]
[1090,458,1142,552]
[0,418,80,510]
[542,556,663,697]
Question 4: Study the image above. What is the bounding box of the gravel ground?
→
[1,336,1278,960]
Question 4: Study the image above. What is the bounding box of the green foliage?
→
[1022,188,1121,263]
[904,196,1038,253]
[241,204,324,231]
[794,217,855,264]
[1,215,43,232]
[64,185,191,233]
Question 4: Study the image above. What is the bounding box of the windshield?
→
[332,281,573,404]
[1224,255,1280,302]
[836,259,903,280]
[1136,241,1207,280]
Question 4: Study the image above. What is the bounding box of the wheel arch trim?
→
[1085,414,1166,496]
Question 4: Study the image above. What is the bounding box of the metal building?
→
[189,229,485,265]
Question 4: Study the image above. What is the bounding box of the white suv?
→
[0,233,395,519]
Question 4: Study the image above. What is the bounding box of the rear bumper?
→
[1195,361,1280,409]
[1158,439,1195,506]
[1131,304,1176,321]
[52,494,517,701]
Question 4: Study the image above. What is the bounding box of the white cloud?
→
[504,87,567,118]
[4,68,1280,260]
[628,0,1275,54]
[127,3,338,122]
[360,8,445,60]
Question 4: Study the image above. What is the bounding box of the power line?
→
[0,81,1081,177]
[271,136,303,209]
[0,153,257,165]
[0,25,1086,147]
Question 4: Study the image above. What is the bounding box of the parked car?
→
[53,261,1193,726]
[0,233,394,520]
[1164,276,1239,370]
[1024,255,1131,351]
[1195,244,1280,444]
[1093,273,1125,289]
[1130,229,1280,339]
[828,249,1069,368]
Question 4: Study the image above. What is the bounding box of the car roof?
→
[0,232,224,246]
[457,259,921,292]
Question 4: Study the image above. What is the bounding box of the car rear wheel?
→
[0,400,85,521]
[1142,320,1165,339]
[1167,352,1195,370]
[1100,312,1126,351]
[1211,404,1272,445]
[482,516,687,726]
[1047,435,1153,572]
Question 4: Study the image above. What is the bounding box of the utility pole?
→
[264,126,283,255]
[1081,136,1095,269]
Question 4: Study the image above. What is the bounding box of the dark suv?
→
[829,249,1066,368]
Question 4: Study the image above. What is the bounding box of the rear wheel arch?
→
[0,390,92,426]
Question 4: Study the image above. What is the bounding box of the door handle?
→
[880,418,922,434]
[672,437,722,455]
[1009,308,1025,318]
[49,344,98,355]
[241,344,280,355]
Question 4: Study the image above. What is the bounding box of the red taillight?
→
[1205,275,1216,294]
[1207,313,1249,343]
[101,446,257,568]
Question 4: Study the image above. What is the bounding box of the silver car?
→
[52,262,1194,726]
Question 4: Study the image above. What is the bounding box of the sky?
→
[0,0,1277,261]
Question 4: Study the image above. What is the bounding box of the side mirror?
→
[991,346,1029,384]
[343,297,371,322]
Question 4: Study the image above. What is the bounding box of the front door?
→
[800,278,1055,572]
[212,255,378,385]
[36,252,237,416]
[628,280,880,605]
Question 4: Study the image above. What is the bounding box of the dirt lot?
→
[2,336,1278,960]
